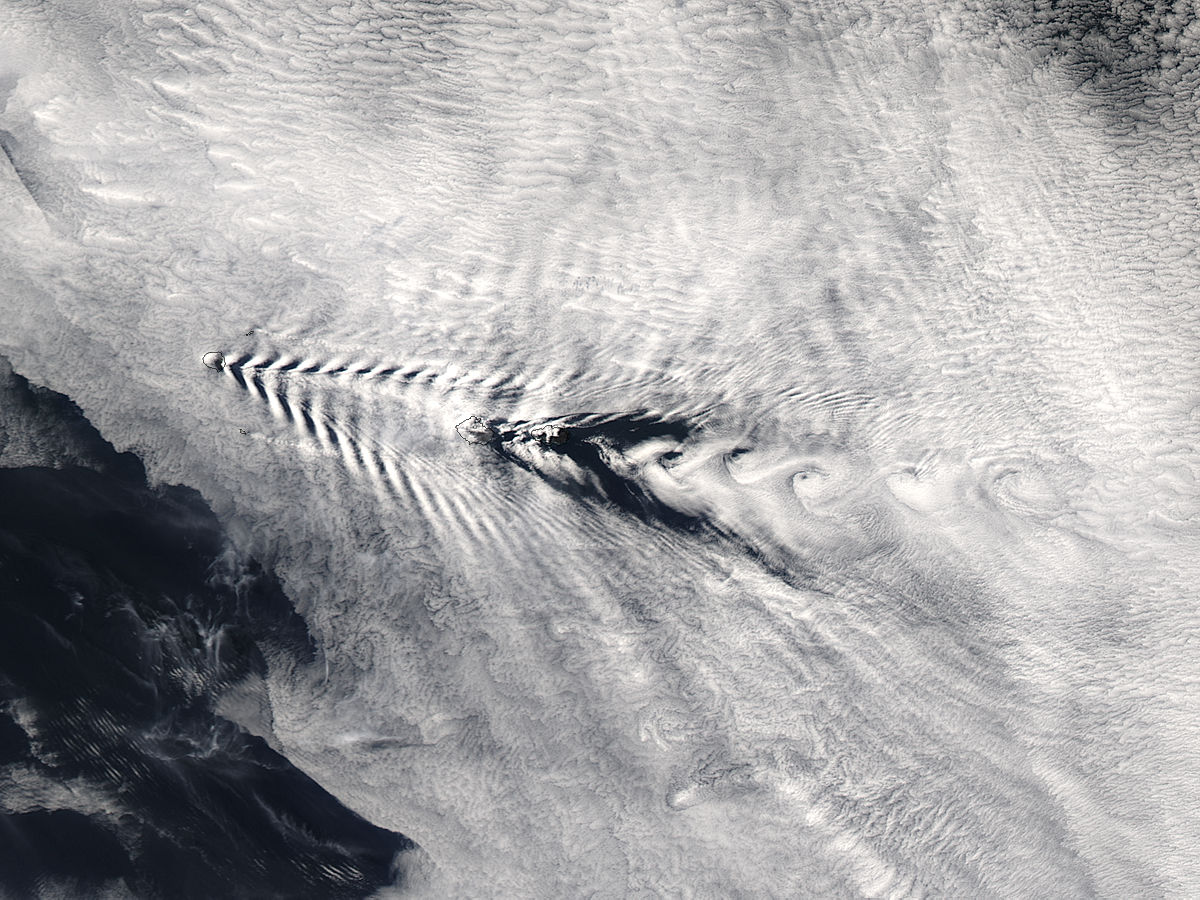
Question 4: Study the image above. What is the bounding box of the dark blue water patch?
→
[493,411,701,530]
[0,706,30,764]
[967,0,1176,124]
[497,411,692,447]
[0,358,146,480]
[0,360,417,899]
[228,361,251,391]
[0,809,134,897]
[297,399,323,442]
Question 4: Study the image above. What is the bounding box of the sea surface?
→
[1,1,1198,897]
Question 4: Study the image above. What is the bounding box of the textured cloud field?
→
[2,0,1199,896]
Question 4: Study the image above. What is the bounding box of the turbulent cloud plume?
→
[1,0,1198,897]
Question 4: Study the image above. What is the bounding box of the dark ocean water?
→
[0,359,415,899]
[1,0,1198,894]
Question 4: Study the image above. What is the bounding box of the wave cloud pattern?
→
[1,0,1198,897]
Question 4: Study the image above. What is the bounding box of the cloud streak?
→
[1,0,1198,896]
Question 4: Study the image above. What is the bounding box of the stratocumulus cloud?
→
[1,0,1198,897]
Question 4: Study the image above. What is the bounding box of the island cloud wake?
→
[1,0,1198,896]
